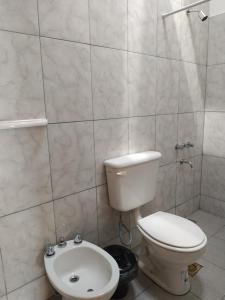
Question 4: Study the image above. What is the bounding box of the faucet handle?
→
[58,236,67,248]
[185,142,194,148]
[74,233,82,244]
[45,244,55,257]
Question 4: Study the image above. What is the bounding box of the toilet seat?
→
[138,211,207,252]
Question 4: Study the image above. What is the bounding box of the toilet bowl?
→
[136,211,207,295]
[104,151,207,295]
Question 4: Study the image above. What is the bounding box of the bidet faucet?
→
[74,233,82,244]
[180,159,193,168]
[45,244,55,257]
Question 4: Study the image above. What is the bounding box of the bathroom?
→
[0,0,225,299]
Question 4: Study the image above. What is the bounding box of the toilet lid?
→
[138,211,206,248]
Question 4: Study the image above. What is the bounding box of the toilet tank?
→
[104,151,161,212]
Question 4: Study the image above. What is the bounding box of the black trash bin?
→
[104,245,138,299]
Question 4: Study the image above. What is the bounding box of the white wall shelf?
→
[0,118,48,130]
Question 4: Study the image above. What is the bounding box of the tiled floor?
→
[49,210,225,300]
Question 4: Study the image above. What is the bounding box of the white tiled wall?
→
[0,0,208,298]
[201,11,225,216]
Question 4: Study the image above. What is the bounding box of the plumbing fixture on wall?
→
[161,0,210,18]
[180,159,193,168]
[187,9,208,21]
[175,142,195,150]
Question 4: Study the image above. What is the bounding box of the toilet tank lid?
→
[104,151,161,169]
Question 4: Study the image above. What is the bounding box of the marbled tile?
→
[0,31,45,120]
[128,0,157,55]
[176,198,195,218]
[7,276,53,300]
[0,127,51,217]
[193,195,200,211]
[157,0,181,60]
[123,271,152,300]
[202,155,225,202]
[215,225,225,241]
[94,118,129,185]
[91,46,128,119]
[97,185,129,245]
[204,112,225,158]
[142,163,176,216]
[208,14,225,65]
[129,116,155,154]
[179,62,206,113]
[89,0,127,50]
[189,209,225,237]
[180,1,209,65]
[206,64,225,112]
[41,38,92,123]
[176,161,194,205]
[48,122,95,199]
[0,203,55,292]
[0,297,6,300]
[200,195,225,220]
[193,156,202,197]
[0,0,38,34]
[156,114,177,166]
[191,258,225,300]
[156,58,180,114]
[136,283,199,300]
[128,53,156,117]
[54,188,97,241]
[38,0,89,43]
[204,237,225,269]
[0,251,5,297]
[178,112,204,158]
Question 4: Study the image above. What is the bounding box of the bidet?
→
[44,239,119,300]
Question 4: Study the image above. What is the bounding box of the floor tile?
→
[188,210,225,237]
[204,237,225,269]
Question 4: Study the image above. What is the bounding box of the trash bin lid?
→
[104,245,137,274]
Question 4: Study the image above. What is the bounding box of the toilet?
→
[104,151,207,296]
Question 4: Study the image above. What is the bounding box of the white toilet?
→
[104,151,207,296]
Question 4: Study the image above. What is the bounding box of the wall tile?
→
[193,156,202,197]
[0,128,51,217]
[0,203,55,292]
[89,0,127,50]
[201,195,225,219]
[204,112,225,158]
[38,0,89,43]
[129,116,155,154]
[97,185,129,245]
[0,251,5,297]
[0,31,45,120]
[206,64,225,112]
[156,114,177,166]
[0,297,6,300]
[0,0,38,34]
[141,163,176,216]
[179,62,206,113]
[156,58,180,114]
[48,122,95,199]
[157,0,181,60]
[178,112,204,158]
[208,14,225,65]
[54,188,97,241]
[128,0,157,55]
[41,38,92,123]
[94,119,128,185]
[176,198,195,218]
[7,276,53,300]
[176,161,194,205]
[91,46,128,119]
[180,1,209,65]
[128,53,156,117]
[202,155,225,202]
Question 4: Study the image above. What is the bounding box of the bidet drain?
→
[70,274,79,283]
[87,289,94,292]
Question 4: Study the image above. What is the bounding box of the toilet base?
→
[138,254,191,296]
